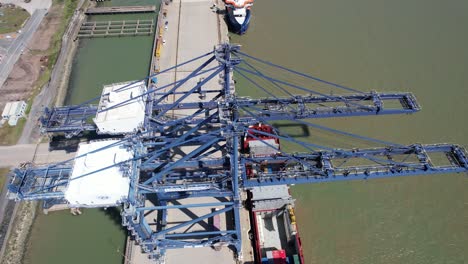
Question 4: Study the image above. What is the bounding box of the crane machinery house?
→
[93,81,147,134]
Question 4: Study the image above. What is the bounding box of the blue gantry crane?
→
[7,44,468,262]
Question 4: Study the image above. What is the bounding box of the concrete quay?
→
[85,5,157,15]
[127,0,254,263]
[0,143,75,168]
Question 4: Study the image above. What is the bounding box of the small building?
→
[93,81,147,135]
[1,101,27,126]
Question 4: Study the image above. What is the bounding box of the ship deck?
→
[254,210,297,257]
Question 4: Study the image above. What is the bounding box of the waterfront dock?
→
[78,20,154,38]
[85,5,156,15]
[126,0,254,263]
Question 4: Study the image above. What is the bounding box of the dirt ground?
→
[28,4,62,51]
[0,4,63,111]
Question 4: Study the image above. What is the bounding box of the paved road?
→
[0,9,47,89]
[0,143,75,168]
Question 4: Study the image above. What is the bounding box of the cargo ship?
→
[242,124,305,264]
[224,0,254,34]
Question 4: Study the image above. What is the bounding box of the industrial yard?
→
[0,0,467,264]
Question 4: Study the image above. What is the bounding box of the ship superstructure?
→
[224,0,254,34]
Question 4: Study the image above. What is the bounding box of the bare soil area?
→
[1,55,42,102]
[28,4,62,51]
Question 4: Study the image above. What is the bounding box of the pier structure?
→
[79,5,158,39]
[85,5,157,15]
[77,20,154,38]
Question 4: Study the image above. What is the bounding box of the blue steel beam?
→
[41,63,221,136]
[147,182,230,194]
[229,127,243,254]
[154,92,420,123]
[234,65,413,115]
[41,44,421,137]
[142,158,226,170]
[145,234,239,249]
[147,190,234,200]
[156,92,419,111]
[142,137,222,185]
[7,44,468,263]
[152,68,224,120]
[152,205,234,237]
[141,112,221,168]
[164,230,238,238]
[242,144,468,187]
[234,50,365,94]
[40,106,98,136]
[72,50,216,109]
[136,202,234,211]
[8,166,72,201]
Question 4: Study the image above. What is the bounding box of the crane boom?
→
[6,44,467,261]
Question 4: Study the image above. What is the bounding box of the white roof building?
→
[64,140,132,207]
[1,101,27,126]
[93,81,147,135]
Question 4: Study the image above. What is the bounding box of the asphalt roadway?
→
[0,143,75,167]
[0,9,47,89]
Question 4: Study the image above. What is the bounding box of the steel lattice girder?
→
[8,166,72,201]
[39,44,422,137]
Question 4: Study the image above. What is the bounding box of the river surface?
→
[25,0,467,263]
[232,0,468,263]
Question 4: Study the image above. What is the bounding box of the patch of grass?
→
[0,119,26,146]
[0,6,30,34]
[31,0,77,102]
[47,0,77,68]
[0,168,10,190]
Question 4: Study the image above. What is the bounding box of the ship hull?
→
[249,204,305,264]
[225,7,251,34]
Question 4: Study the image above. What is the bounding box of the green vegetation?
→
[0,5,30,34]
[0,119,26,145]
[48,0,77,68]
[32,0,77,102]
[0,168,10,190]
[1,201,37,264]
